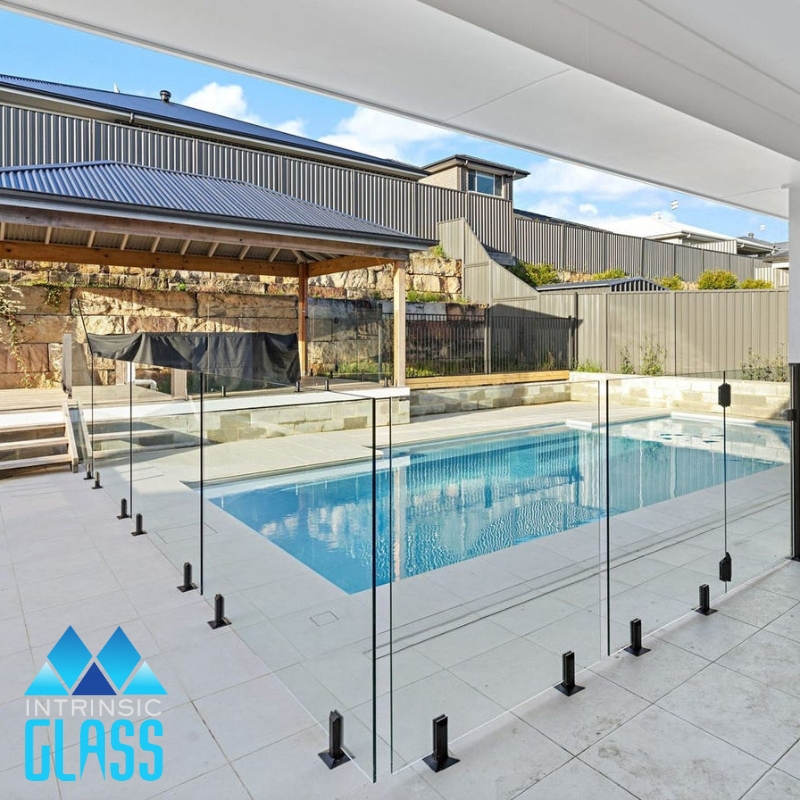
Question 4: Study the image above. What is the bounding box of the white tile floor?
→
[0,402,798,798]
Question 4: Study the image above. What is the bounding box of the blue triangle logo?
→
[124,662,167,695]
[25,663,68,696]
[72,662,116,696]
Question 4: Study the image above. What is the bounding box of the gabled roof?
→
[0,73,426,179]
[0,160,430,249]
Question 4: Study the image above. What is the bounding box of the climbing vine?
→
[0,285,31,387]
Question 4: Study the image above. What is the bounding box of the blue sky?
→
[0,9,788,242]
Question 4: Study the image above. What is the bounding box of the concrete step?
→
[0,436,68,453]
[0,453,73,473]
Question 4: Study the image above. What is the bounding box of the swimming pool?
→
[207,417,787,593]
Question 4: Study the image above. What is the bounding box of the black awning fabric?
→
[87,332,299,386]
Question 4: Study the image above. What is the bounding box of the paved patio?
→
[0,400,797,798]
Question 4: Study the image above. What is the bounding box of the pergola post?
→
[393,260,407,387]
[298,262,309,377]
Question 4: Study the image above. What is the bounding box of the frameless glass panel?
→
[199,381,379,780]
[123,362,202,587]
[606,374,734,654]
[389,378,603,771]
[307,299,390,385]
[717,370,790,599]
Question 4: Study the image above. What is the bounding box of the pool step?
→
[0,402,79,476]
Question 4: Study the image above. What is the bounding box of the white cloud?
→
[181,82,307,137]
[578,203,598,216]
[517,159,655,200]
[320,107,454,161]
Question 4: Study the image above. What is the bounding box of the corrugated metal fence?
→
[514,215,760,281]
[443,219,788,376]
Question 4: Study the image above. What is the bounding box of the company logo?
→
[26,625,165,696]
[25,626,166,783]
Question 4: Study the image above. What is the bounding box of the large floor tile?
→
[516,672,649,756]
[581,706,766,800]
[234,726,367,800]
[741,769,800,799]
[161,627,269,699]
[653,609,758,661]
[195,674,314,760]
[717,586,797,628]
[450,637,562,709]
[414,714,570,800]
[590,638,708,703]
[719,630,800,699]
[153,765,251,800]
[657,663,800,763]
[515,757,637,799]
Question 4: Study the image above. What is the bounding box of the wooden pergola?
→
[0,162,432,385]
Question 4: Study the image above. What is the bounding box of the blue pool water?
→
[208,417,788,593]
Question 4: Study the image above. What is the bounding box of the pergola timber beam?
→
[0,204,418,261]
[307,255,388,277]
[0,240,300,278]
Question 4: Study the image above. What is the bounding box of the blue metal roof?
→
[0,74,425,177]
[0,161,430,247]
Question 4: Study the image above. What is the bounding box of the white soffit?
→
[2,0,799,217]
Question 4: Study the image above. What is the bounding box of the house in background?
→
[0,72,788,299]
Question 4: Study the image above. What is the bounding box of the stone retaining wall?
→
[569,372,789,421]
[410,381,570,417]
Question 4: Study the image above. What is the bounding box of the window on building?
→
[467,169,502,197]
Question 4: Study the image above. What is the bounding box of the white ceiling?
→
[2,0,800,217]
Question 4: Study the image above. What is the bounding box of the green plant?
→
[640,337,666,376]
[594,268,627,280]
[740,278,773,289]
[572,359,602,372]
[0,285,30,387]
[697,270,738,289]
[428,243,447,259]
[538,350,557,371]
[618,345,634,374]
[406,364,438,378]
[509,261,561,288]
[406,290,445,303]
[176,281,187,292]
[657,274,684,290]
[741,348,787,381]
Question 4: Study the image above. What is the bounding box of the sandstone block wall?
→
[410,382,571,417]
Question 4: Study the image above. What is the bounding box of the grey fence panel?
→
[701,249,732,273]
[465,193,513,253]
[606,293,674,372]
[439,219,466,263]
[754,265,788,287]
[697,240,737,253]
[417,184,466,240]
[606,233,642,275]
[0,105,94,166]
[641,240,675,278]
[353,172,417,234]
[675,245,705,283]
[462,264,492,304]
[564,227,606,272]
[283,158,354,213]
[94,122,196,172]
[514,217,563,266]
[728,254,757,281]
[195,141,282,189]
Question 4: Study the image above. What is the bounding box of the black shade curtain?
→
[87,332,300,385]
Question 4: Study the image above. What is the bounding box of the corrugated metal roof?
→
[536,277,668,292]
[0,161,430,246]
[0,73,425,177]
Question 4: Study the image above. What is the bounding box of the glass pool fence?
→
[66,344,791,782]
